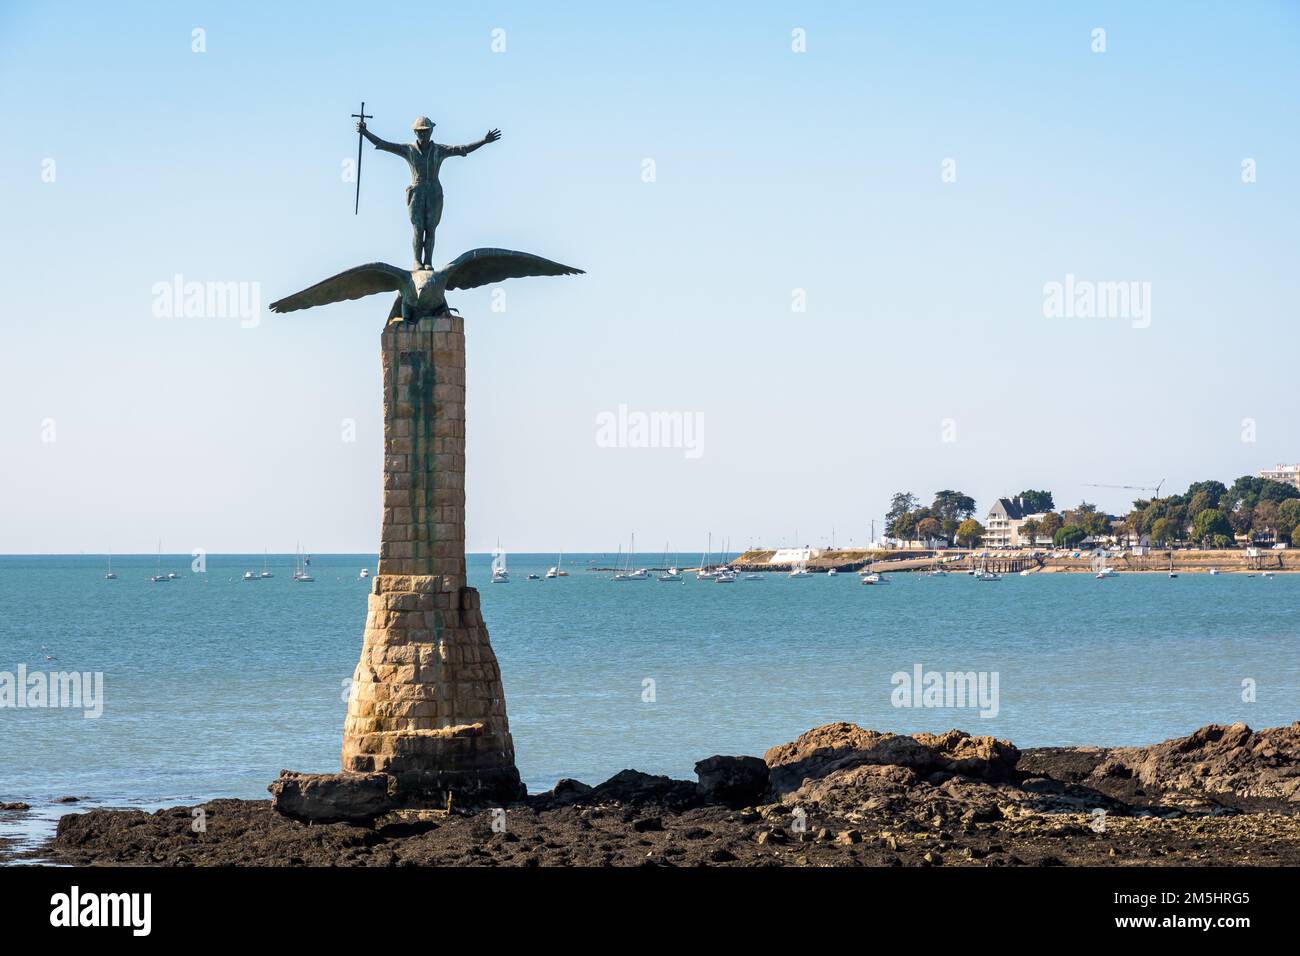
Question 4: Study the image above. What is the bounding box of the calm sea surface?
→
[2,553,1298,852]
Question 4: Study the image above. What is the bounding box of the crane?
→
[1085,479,1165,499]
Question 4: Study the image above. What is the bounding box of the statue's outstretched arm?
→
[443,128,502,157]
[358,123,404,156]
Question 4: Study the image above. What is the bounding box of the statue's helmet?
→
[411,116,436,131]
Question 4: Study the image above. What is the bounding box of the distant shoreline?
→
[731,547,1295,575]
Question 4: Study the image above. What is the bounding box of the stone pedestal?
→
[339,314,523,806]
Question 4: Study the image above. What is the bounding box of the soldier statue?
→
[356,115,502,270]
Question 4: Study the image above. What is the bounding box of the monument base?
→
[338,573,524,808]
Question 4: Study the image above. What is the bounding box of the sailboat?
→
[260,548,274,579]
[860,557,892,584]
[293,543,315,582]
[789,547,813,578]
[697,533,716,580]
[104,549,117,580]
[546,551,568,578]
[613,534,649,580]
[1094,551,1117,579]
[1168,551,1178,579]
[714,538,736,578]
[658,542,683,582]
[151,539,169,583]
[491,542,510,583]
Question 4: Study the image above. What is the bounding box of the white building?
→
[984,497,1050,548]
[1259,464,1300,490]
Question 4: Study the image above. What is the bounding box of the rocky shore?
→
[22,720,1300,867]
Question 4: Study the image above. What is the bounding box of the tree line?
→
[882,477,1300,549]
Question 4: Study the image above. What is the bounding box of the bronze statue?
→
[356,115,502,269]
[269,248,582,322]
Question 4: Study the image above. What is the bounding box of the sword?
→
[351,101,372,214]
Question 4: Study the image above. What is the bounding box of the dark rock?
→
[268,770,394,824]
[53,796,80,804]
[631,816,663,832]
[528,778,593,808]
[0,803,30,812]
[694,755,769,807]
[587,770,700,809]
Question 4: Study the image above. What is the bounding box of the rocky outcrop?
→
[695,755,769,807]
[1022,722,1300,806]
[27,720,1300,868]
[268,771,394,824]
[765,722,1020,799]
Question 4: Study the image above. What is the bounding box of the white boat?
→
[1018,569,1033,577]
[860,572,881,584]
[359,568,370,579]
[826,568,839,577]
[104,550,117,580]
[696,533,716,579]
[928,568,949,577]
[975,571,1001,582]
[657,543,683,581]
[293,542,315,582]
[789,547,813,578]
[491,542,509,583]
[152,540,170,582]
[526,573,540,580]
[546,550,567,579]
[1208,568,1220,575]
[715,569,737,583]
[612,534,650,580]
[243,570,258,582]
[1092,549,1117,579]
[260,549,274,578]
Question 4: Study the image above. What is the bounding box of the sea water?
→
[1,553,1297,852]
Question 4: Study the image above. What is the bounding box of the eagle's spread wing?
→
[441,248,584,291]
[269,263,408,313]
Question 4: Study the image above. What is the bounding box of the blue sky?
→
[1,1,1297,553]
